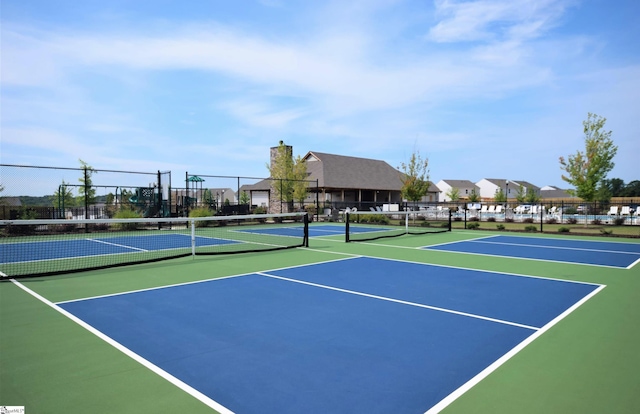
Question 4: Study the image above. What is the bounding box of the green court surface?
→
[1,228,639,413]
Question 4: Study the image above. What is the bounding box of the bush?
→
[558,227,570,233]
[467,222,480,229]
[253,206,267,214]
[600,228,613,235]
[505,217,514,223]
[524,225,538,232]
[496,224,505,230]
[468,216,479,222]
[545,218,557,224]
[487,217,496,222]
[358,214,390,224]
[523,218,534,224]
[189,207,214,227]
[566,217,578,225]
[591,218,602,225]
[113,208,143,230]
[614,217,625,226]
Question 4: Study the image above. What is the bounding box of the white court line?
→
[470,239,640,255]
[9,278,235,414]
[56,254,362,305]
[422,246,628,270]
[87,238,149,252]
[257,272,540,331]
[425,283,606,414]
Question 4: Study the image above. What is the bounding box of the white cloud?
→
[428,0,571,43]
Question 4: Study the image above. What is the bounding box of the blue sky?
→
[2,0,639,195]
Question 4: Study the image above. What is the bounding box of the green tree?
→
[77,159,97,207]
[399,151,430,208]
[494,188,506,203]
[622,180,640,197]
[468,188,480,202]
[292,155,309,208]
[524,187,540,203]
[52,180,76,209]
[446,187,460,201]
[267,142,307,211]
[560,113,618,202]
[202,188,214,208]
[515,185,526,203]
[239,191,250,205]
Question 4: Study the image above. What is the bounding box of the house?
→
[476,178,511,200]
[242,144,437,213]
[476,179,541,201]
[539,185,576,199]
[436,180,480,201]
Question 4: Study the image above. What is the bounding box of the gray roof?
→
[304,151,404,190]
[513,180,540,191]
[439,180,478,189]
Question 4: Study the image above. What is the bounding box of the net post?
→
[345,212,350,243]
[404,211,409,234]
[303,213,309,247]
[449,209,452,231]
[190,219,196,258]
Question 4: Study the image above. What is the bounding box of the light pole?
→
[505,180,510,208]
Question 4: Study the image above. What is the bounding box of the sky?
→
[2,0,639,195]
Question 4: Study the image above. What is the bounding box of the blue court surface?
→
[58,257,602,414]
[423,235,640,269]
[0,234,238,264]
[235,224,346,238]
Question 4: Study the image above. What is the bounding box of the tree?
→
[52,180,76,209]
[77,159,97,207]
[622,180,640,197]
[292,155,309,208]
[399,151,430,208]
[202,189,214,208]
[239,191,250,205]
[446,187,460,201]
[267,142,307,211]
[560,113,618,202]
[524,187,540,204]
[468,188,480,202]
[515,185,526,203]
[494,188,506,203]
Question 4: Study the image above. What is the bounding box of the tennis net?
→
[345,209,450,242]
[0,212,308,278]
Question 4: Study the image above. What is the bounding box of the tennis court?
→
[423,235,640,269]
[1,216,640,414]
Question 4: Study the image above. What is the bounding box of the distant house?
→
[476,179,541,200]
[540,185,576,199]
[436,180,479,201]
[476,178,510,199]
[0,196,22,220]
[241,145,441,213]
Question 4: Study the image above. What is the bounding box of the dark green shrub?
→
[524,225,537,232]
[113,209,143,230]
[496,224,505,230]
[467,222,480,229]
[558,227,570,233]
